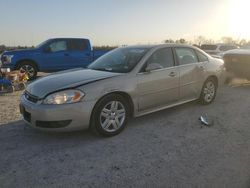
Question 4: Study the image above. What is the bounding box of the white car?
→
[201,44,238,58]
[20,44,224,136]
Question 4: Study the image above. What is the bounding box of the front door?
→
[137,48,179,111]
[40,39,70,71]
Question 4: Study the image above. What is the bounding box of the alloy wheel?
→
[20,64,35,78]
[99,101,126,132]
[203,81,215,103]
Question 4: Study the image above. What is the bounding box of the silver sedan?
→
[20,44,224,136]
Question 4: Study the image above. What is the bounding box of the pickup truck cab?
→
[0,38,110,79]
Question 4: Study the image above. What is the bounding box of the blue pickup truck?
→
[0,38,110,79]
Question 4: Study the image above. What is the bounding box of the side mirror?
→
[145,63,162,72]
[43,46,51,53]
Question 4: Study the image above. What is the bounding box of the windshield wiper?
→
[91,67,114,72]
[90,68,106,71]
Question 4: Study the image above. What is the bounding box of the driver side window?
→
[49,40,67,52]
[145,48,174,71]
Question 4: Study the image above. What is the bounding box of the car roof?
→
[48,38,89,41]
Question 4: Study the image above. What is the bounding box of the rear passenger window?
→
[175,48,198,65]
[68,40,87,51]
[196,50,208,62]
[146,48,174,69]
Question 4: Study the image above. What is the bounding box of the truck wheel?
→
[91,94,129,136]
[200,78,217,105]
[17,62,37,80]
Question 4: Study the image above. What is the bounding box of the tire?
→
[91,94,130,136]
[200,78,217,105]
[17,61,37,80]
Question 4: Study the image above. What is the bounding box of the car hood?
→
[224,49,250,55]
[26,68,122,98]
[3,48,36,55]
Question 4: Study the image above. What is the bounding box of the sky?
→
[0,0,249,46]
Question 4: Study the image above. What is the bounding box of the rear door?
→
[67,39,93,68]
[136,47,179,111]
[174,47,206,101]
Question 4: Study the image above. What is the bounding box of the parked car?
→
[20,44,224,136]
[223,44,250,80]
[201,44,238,58]
[0,38,110,79]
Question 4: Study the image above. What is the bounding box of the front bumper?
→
[20,94,96,132]
[1,64,15,70]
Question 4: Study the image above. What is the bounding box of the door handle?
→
[169,72,177,77]
[64,53,69,56]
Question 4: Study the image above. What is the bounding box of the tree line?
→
[1,36,250,54]
[164,36,250,47]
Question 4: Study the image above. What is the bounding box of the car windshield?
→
[88,47,149,73]
[35,39,51,49]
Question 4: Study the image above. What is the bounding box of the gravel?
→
[0,91,22,124]
[0,73,49,124]
[0,80,250,187]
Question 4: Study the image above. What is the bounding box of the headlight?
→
[1,55,14,64]
[0,68,11,73]
[43,89,85,105]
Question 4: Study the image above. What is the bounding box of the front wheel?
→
[200,78,217,105]
[91,94,129,136]
[17,62,37,80]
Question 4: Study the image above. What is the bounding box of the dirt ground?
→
[0,73,49,125]
[0,79,250,187]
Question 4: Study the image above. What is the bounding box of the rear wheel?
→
[17,62,37,80]
[91,94,129,136]
[200,78,217,105]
